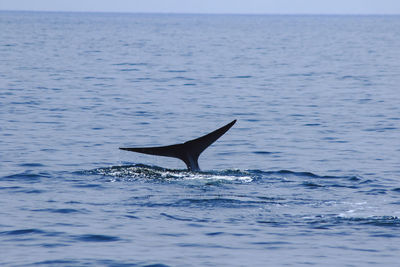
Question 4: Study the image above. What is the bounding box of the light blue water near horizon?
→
[1,11,400,266]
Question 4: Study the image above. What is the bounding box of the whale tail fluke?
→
[119,119,236,171]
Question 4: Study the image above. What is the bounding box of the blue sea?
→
[1,11,400,266]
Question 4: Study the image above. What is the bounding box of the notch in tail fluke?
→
[119,119,237,171]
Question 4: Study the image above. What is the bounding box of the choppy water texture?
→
[1,11,400,266]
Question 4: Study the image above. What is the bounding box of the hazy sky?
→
[1,0,400,14]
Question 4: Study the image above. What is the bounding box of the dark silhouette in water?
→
[120,120,237,171]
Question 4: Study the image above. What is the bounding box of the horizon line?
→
[1,9,400,16]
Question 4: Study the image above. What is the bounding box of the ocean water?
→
[1,11,400,266]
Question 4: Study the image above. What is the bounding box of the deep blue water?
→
[1,11,400,266]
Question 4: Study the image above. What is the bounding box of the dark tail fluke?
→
[119,119,237,171]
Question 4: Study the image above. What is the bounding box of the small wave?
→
[251,169,364,182]
[31,208,87,214]
[0,186,22,190]
[1,185,44,194]
[112,62,148,66]
[33,259,79,265]
[74,234,120,242]
[253,151,275,155]
[160,212,206,222]
[18,163,45,167]
[175,197,269,208]
[246,169,365,189]
[2,172,50,182]
[301,181,324,188]
[336,216,400,228]
[163,69,187,73]
[246,169,336,179]
[142,264,170,267]
[297,215,400,230]
[233,75,252,78]
[72,183,104,188]
[34,259,158,266]
[0,228,44,236]
[120,68,139,71]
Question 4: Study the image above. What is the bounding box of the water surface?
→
[1,11,400,266]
